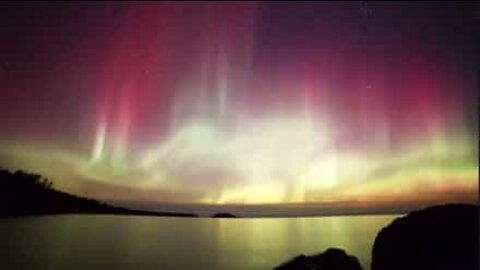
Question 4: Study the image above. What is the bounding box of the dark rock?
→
[274,248,363,270]
[371,203,479,270]
[212,212,236,218]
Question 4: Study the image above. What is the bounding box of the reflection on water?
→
[0,215,397,270]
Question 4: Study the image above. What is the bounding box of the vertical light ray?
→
[90,117,107,164]
[216,44,229,122]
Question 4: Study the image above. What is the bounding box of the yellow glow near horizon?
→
[2,113,477,206]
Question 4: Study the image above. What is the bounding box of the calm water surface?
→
[0,215,398,270]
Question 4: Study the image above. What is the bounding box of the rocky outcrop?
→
[274,248,363,270]
[371,204,479,270]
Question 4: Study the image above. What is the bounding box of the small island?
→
[0,169,196,217]
[211,212,236,218]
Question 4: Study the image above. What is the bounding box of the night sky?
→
[0,2,477,210]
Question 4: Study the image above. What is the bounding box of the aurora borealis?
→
[0,2,477,210]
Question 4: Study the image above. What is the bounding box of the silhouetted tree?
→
[1,168,53,191]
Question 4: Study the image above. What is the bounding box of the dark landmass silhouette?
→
[371,203,479,270]
[274,203,478,270]
[212,212,236,218]
[0,169,196,217]
[274,248,363,270]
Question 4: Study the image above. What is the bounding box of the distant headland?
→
[0,169,196,217]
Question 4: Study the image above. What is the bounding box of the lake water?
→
[0,214,398,270]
